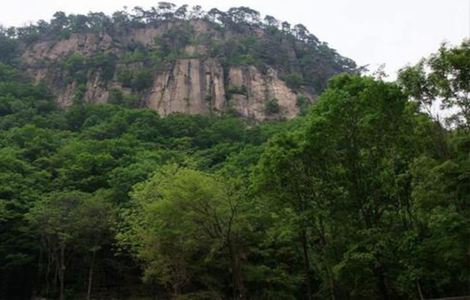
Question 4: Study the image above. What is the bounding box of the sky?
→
[0,0,468,78]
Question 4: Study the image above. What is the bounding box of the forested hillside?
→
[0,4,469,300]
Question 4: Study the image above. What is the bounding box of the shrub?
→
[282,73,304,91]
[109,88,139,107]
[265,98,280,114]
[131,69,153,92]
[296,95,311,115]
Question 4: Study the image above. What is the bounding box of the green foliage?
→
[156,23,194,60]
[90,51,117,81]
[265,98,280,114]
[399,40,470,129]
[0,64,56,129]
[108,88,139,107]
[296,94,311,115]
[121,167,230,294]
[254,73,470,299]
[282,73,304,90]
[226,85,248,100]
[62,52,117,86]
[73,83,87,103]
[27,190,114,299]
[116,67,133,87]
[122,48,147,63]
[63,53,87,83]
[116,67,153,92]
[0,29,19,65]
[132,69,154,91]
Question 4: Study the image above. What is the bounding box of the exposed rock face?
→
[22,33,115,64]
[143,58,299,120]
[147,58,226,116]
[19,21,314,120]
[228,66,299,120]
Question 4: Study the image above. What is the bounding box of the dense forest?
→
[0,4,469,300]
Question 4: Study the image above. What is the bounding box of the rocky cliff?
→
[14,6,356,120]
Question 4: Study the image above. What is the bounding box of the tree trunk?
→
[229,243,246,300]
[59,245,65,300]
[87,250,96,300]
[45,246,52,297]
[233,254,246,300]
[301,230,312,300]
[152,278,157,300]
[375,264,389,300]
[328,272,336,300]
[416,280,424,300]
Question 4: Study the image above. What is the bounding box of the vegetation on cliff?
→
[1,4,357,119]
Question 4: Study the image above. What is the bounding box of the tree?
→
[0,28,19,64]
[207,8,226,25]
[264,15,279,28]
[255,132,319,299]
[281,21,291,33]
[111,10,130,29]
[293,24,309,41]
[399,40,470,129]
[404,131,470,298]
[119,166,249,298]
[174,4,189,20]
[282,73,304,90]
[265,98,280,115]
[87,12,112,33]
[68,14,89,32]
[227,7,260,25]
[27,191,113,300]
[27,191,87,300]
[74,191,114,300]
[0,147,49,298]
[50,12,69,32]
[256,74,424,299]
[189,5,204,19]
[157,2,176,20]
[63,53,87,84]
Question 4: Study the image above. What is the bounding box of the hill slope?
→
[3,4,356,120]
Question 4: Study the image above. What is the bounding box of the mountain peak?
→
[3,4,356,119]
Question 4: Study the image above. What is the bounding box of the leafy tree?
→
[27,191,114,300]
[227,7,261,25]
[27,191,88,300]
[282,73,304,90]
[50,11,70,36]
[405,133,470,298]
[296,95,311,115]
[74,191,114,300]
[108,88,139,107]
[90,52,117,82]
[256,74,424,299]
[131,69,154,91]
[399,40,470,129]
[120,166,250,298]
[264,15,279,28]
[63,53,87,84]
[0,28,19,64]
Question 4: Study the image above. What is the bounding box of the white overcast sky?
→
[0,0,468,78]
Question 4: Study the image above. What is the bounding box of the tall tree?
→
[399,40,470,129]
[119,166,250,298]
